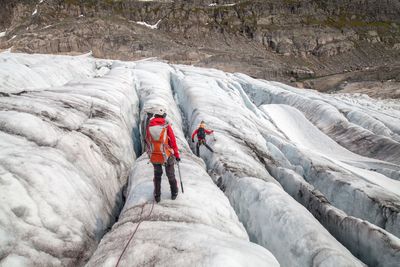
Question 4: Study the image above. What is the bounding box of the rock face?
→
[0,0,399,96]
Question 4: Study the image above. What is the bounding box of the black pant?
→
[196,139,214,156]
[153,156,178,197]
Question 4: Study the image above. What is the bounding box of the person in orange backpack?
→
[146,107,180,203]
[191,120,214,157]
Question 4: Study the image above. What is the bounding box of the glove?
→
[192,139,194,143]
[176,157,181,162]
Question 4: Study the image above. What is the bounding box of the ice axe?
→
[177,161,184,193]
[211,131,216,141]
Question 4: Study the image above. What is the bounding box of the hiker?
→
[146,107,180,203]
[191,121,214,157]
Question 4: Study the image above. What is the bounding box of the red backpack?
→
[146,123,172,164]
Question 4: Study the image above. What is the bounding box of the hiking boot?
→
[154,195,161,203]
[171,193,178,200]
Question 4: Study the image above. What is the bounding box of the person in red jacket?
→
[191,121,214,157]
[146,107,180,203]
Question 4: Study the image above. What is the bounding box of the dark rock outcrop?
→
[0,0,399,96]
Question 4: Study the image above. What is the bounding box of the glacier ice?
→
[87,64,279,267]
[171,64,366,266]
[0,56,138,265]
[1,53,400,267]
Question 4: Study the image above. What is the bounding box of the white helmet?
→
[153,106,167,116]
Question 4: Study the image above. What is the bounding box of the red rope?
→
[115,201,155,267]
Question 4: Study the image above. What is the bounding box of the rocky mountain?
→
[0,0,399,97]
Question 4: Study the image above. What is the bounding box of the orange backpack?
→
[147,123,172,164]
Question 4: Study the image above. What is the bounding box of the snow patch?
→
[209,3,236,7]
[136,19,161,29]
